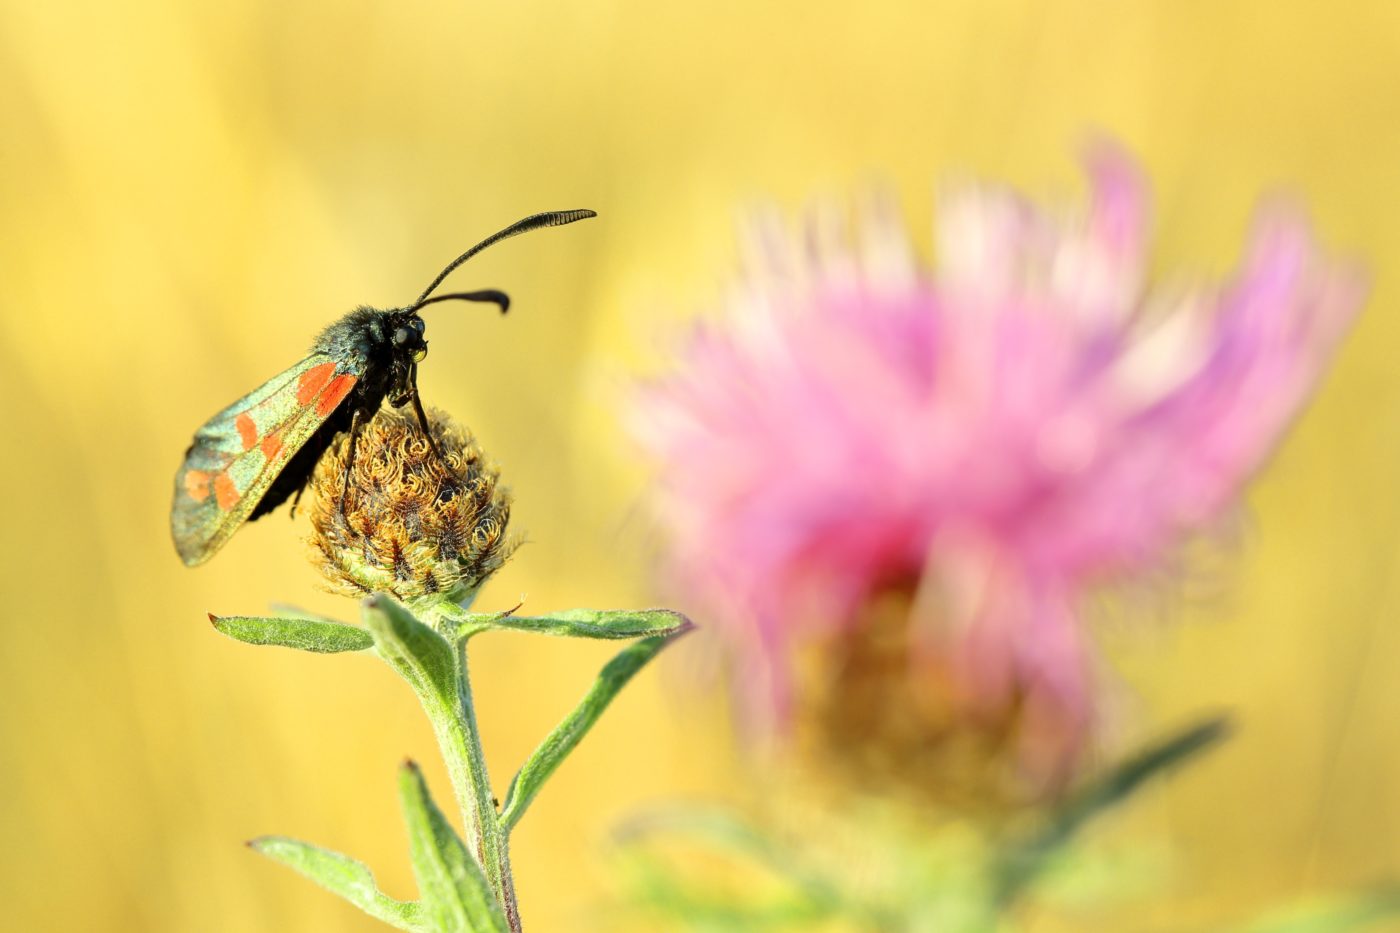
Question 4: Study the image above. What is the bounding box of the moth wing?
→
[171,355,360,566]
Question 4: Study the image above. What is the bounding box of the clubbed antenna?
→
[411,289,511,315]
[414,210,596,306]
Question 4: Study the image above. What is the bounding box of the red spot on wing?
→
[213,472,240,511]
[317,374,357,417]
[260,430,283,461]
[236,413,257,450]
[184,470,211,502]
[297,362,337,405]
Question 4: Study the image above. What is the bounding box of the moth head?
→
[391,314,428,363]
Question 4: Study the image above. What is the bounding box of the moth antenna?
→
[414,209,596,306]
[412,289,511,315]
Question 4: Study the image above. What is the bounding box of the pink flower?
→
[630,144,1363,791]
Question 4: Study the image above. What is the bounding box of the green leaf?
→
[249,836,424,931]
[361,596,457,708]
[499,623,693,833]
[618,849,839,930]
[473,607,692,641]
[503,607,690,638]
[210,613,373,654]
[1227,886,1400,933]
[994,716,1231,907]
[614,808,843,916]
[398,761,509,933]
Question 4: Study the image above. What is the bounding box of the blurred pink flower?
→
[630,144,1363,789]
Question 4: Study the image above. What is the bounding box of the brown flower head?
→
[308,407,515,605]
[795,582,1085,814]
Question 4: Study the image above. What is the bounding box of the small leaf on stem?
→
[437,605,692,642]
[361,596,457,704]
[399,761,509,933]
[210,613,373,654]
[249,836,424,931]
[994,715,1231,906]
[499,623,694,833]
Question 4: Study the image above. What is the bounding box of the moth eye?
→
[413,346,427,363]
[393,326,413,346]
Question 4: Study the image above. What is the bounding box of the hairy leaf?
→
[500,623,693,832]
[398,761,508,933]
[437,604,692,642]
[249,836,423,931]
[481,608,691,640]
[210,613,373,654]
[362,596,457,707]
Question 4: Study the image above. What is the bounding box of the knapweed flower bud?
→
[307,407,515,605]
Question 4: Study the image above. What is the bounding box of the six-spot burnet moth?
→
[171,209,595,567]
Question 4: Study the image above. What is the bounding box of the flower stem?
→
[423,633,521,930]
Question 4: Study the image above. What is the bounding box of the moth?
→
[171,209,594,567]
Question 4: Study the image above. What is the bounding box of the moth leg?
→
[290,429,325,519]
[289,478,308,519]
[339,408,363,516]
[409,362,443,459]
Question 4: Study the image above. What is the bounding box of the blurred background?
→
[3,1,1400,929]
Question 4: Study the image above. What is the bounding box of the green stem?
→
[428,635,521,931]
[460,639,521,930]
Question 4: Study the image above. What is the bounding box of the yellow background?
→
[3,1,1399,929]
